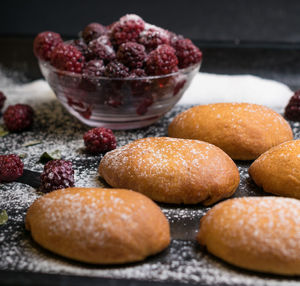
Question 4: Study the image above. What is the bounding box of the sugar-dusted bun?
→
[197,197,300,275]
[25,187,170,264]
[99,137,239,205]
[168,103,293,160]
[249,140,300,198]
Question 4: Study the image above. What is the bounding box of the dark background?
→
[1,0,300,88]
[1,0,300,46]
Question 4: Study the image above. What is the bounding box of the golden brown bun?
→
[197,197,300,275]
[99,137,239,205]
[25,187,170,264]
[249,140,300,198]
[168,103,293,160]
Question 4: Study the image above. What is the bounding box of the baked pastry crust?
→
[249,140,300,198]
[26,187,170,264]
[197,197,300,275]
[99,137,240,205]
[168,103,293,160]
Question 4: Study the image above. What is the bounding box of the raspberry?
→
[104,60,130,78]
[111,14,145,45]
[33,31,62,61]
[146,44,178,75]
[284,90,300,121]
[172,38,202,68]
[71,38,89,57]
[82,23,107,43]
[0,91,6,110]
[3,104,34,132]
[95,35,112,46]
[0,154,24,182]
[136,96,153,115]
[40,160,75,192]
[51,43,85,73]
[81,60,105,90]
[139,25,170,50]
[117,42,147,69]
[83,127,116,153]
[87,38,116,62]
[130,68,147,77]
[83,60,105,77]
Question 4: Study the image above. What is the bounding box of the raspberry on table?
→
[117,42,147,69]
[50,43,85,73]
[111,14,145,45]
[40,160,75,192]
[146,44,178,75]
[33,31,63,61]
[3,104,34,132]
[82,22,107,43]
[171,38,202,68]
[104,60,130,78]
[0,91,6,110]
[139,25,170,50]
[0,154,24,182]
[284,90,300,121]
[87,38,116,62]
[83,127,116,153]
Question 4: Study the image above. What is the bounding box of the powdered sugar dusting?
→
[1,73,300,284]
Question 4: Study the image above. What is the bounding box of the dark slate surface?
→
[1,99,300,286]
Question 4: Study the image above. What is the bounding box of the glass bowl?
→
[39,60,200,129]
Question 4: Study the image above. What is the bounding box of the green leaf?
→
[0,210,8,225]
[18,153,28,159]
[23,140,42,147]
[0,126,8,137]
[39,150,62,164]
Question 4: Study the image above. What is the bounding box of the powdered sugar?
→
[1,73,300,285]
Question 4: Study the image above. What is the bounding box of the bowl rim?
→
[38,59,201,81]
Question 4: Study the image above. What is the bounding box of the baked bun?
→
[249,140,300,198]
[197,197,300,275]
[168,103,293,160]
[26,187,170,264]
[99,137,239,205]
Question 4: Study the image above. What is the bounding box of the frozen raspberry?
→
[0,154,24,182]
[139,25,170,50]
[117,42,147,69]
[136,96,153,115]
[83,60,105,77]
[71,38,89,57]
[146,44,178,75]
[0,91,6,110]
[82,23,107,43]
[81,60,105,90]
[83,127,116,153]
[3,104,34,132]
[95,35,112,46]
[51,43,85,73]
[33,31,62,61]
[284,90,300,121]
[172,38,202,68]
[87,38,116,62]
[40,160,75,192]
[111,14,145,45]
[104,60,130,78]
[130,68,147,77]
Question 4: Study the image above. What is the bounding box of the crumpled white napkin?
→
[1,72,293,113]
[179,73,293,113]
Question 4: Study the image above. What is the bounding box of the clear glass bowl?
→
[39,60,200,129]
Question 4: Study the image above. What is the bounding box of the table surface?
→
[1,37,300,286]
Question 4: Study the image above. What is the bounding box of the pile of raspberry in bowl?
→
[34,14,202,129]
